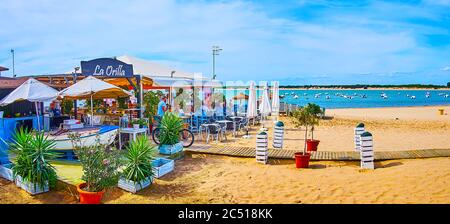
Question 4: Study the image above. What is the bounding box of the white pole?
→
[91,94,94,126]
[34,102,40,131]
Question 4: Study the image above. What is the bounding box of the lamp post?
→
[10,49,15,77]
[212,45,222,80]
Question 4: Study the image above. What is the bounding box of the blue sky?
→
[0,0,449,85]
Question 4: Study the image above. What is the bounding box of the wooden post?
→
[354,123,365,151]
[360,131,374,169]
[256,131,268,164]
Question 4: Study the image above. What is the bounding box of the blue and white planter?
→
[0,163,13,181]
[118,176,153,193]
[15,175,49,195]
[159,142,183,155]
[152,158,174,178]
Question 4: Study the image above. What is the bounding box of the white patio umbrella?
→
[0,78,59,131]
[271,81,280,117]
[58,76,132,126]
[259,82,272,119]
[246,81,257,124]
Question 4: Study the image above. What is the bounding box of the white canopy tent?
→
[117,55,209,82]
[271,81,280,117]
[0,78,59,130]
[58,76,132,126]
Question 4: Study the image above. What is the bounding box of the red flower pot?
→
[295,152,311,168]
[77,183,105,204]
[306,139,320,151]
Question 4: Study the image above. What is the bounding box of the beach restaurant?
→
[0,55,220,141]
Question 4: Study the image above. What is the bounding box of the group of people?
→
[155,90,239,119]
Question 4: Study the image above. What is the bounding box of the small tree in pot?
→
[291,108,313,168]
[70,134,123,204]
[304,103,322,151]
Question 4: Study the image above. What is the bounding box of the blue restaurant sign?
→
[81,58,134,78]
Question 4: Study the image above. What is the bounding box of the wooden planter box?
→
[118,176,153,193]
[15,175,49,195]
[152,158,174,178]
[0,163,13,181]
[159,142,183,155]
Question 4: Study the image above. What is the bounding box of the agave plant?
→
[159,112,182,145]
[8,128,59,191]
[122,135,155,185]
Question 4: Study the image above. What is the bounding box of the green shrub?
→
[70,134,123,192]
[122,135,155,184]
[159,112,182,145]
[8,128,59,191]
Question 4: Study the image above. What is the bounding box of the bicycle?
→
[152,127,195,148]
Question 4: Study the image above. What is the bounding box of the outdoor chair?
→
[238,117,249,133]
[216,121,228,141]
[206,123,222,144]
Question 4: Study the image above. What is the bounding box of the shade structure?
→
[58,76,132,125]
[58,76,132,100]
[0,78,59,130]
[259,82,272,117]
[271,81,280,115]
[233,93,249,100]
[246,81,257,120]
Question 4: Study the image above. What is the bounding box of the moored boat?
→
[48,125,119,150]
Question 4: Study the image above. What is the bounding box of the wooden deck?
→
[186,145,450,161]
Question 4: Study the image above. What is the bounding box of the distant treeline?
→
[279,84,450,89]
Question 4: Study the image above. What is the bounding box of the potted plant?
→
[131,119,147,129]
[304,103,322,151]
[8,128,59,195]
[158,112,183,155]
[118,135,155,193]
[152,157,175,178]
[71,135,123,204]
[291,108,312,168]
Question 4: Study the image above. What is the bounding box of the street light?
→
[212,45,222,80]
[10,49,15,77]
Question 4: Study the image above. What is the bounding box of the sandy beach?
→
[221,105,450,152]
[0,105,449,204]
[1,155,449,204]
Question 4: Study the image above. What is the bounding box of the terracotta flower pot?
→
[295,152,311,168]
[306,139,320,151]
[77,183,105,204]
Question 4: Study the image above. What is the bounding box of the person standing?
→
[157,95,168,117]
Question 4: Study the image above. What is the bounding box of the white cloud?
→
[0,0,449,84]
[441,66,450,71]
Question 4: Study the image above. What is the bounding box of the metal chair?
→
[206,124,221,144]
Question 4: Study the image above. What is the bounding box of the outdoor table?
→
[118,127,148,149]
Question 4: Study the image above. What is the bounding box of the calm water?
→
[217,89,450,109]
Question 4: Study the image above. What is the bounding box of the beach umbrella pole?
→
[34,102,40,131]
[91,94,94,126]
